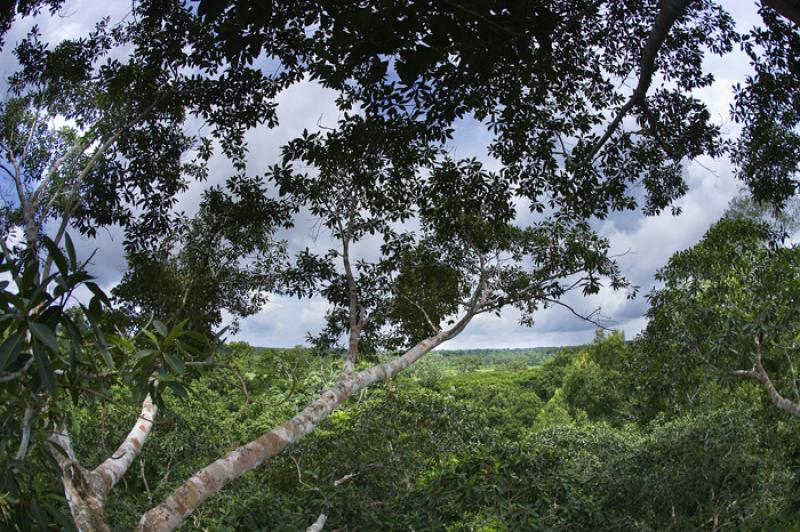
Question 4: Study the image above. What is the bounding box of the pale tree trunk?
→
[306,512,327,532]
[732,354,800,418]
[339,216,362,374]
[49,395,157,531]
[136,316,474,531]
[137,235,490,531]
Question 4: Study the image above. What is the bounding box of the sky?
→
[0,1,765,350]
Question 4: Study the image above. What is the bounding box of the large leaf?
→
[80,303,113,369]
[32,341,56,395]
[98,342,114,369]
[135,348,156,361]
[29,322,59,352]
[0,331,24,371]
[85,282,111,307]
[59,315,83,349]
[41,237,68,276]
[164,352,186,375]
[165,381,189,399]
[64,233,77,269]
[153,319,169,337]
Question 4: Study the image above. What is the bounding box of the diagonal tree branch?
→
[92,394,157,496]
[135,278,486,531]
[543,298,614,331]
[47,395,157,531]
[577,0,693,168]
[397,288,441,334]
[731,340,800,418]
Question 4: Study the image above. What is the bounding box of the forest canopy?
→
[0,1,798,530]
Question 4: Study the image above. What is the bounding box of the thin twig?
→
[140,458,153,504]
[543,298,613,331]
[0,356,34,382]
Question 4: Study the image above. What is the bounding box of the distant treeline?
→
[434,346,567,367]
[255,345,572,369]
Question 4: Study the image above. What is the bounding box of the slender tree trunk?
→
[340,227,361,373]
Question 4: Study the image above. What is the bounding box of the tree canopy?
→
[0,1,798,530]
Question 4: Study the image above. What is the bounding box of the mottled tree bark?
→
[733,359,800,418]
[49,395,157,531]
[340,228,361,373]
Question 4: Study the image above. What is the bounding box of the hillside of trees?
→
[0,0,799,530]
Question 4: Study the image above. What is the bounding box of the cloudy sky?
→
[1,1,764,349]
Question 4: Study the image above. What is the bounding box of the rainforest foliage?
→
[58,328,800,530]
[8,209,800,528]
[0,0,799,529]
[64,212,799,531]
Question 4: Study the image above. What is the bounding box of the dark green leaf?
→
[88,296,102,321]
[32,341,56,395]
[28,500,50,530]
[135,348,155,360]
[0,331,24,371]
[99,342,114,369]
[42,237,68,276]
[153,320,169,337]
[29,322,59,352]
[86,282,111,307]
[164,352,185,375]
[64,233,77,269]
[165,380,189,399]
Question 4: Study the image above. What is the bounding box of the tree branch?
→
[0,356,34,382]
[576,0,693,168]
[14,402,34,461]
[441,0,527,40]
[397,288,440,333]
[31,132,91,214]
[730,341,800,418]
[93,394,157,495]
[753,350,800,418]
[40,97,164,279]
[305,512,327,532]
[543,298,614,331]
[136,301,482,531]
[19,102,42,165]
[47,396,157,531]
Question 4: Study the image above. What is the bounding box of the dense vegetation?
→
[0,0,799,529]
[63,328,800,530]
[12,207,800,529]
